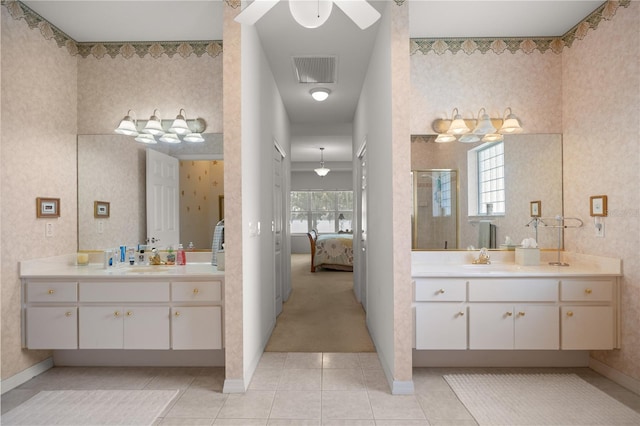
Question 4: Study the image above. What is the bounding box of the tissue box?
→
[515,247,540,266]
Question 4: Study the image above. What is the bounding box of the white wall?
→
[240,23,291,390]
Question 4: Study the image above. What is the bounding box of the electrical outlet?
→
[45,222,54,237]
[595,221,605,238]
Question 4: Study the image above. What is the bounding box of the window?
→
[477,142,505,214]
[432,171,453,217]
[290,191,353,233]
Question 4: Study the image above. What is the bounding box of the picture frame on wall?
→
[530,200,541,218]
[94,201,110,218]
[36,197,60,218]
[590,195,608,217]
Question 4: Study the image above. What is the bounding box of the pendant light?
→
[314,147,330,177]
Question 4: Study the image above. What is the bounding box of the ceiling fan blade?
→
[234,0,281,26]
[333,0,381,30]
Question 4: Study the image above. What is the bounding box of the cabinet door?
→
[415,304,466,349]
[123,307,170,349]
[469,304,514,349]
[79,306,123,349]
[514,305,559,350]
[26,307,77,349]
[561,306,614,350]
[171,306,222,350]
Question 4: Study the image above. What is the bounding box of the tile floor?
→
[2,352,640,425]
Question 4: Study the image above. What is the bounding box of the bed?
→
[306,230,354,272]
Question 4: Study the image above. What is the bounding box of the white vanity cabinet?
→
[22,273,224,352]
[25,282,78,349]
[78,282,170,349]
[560,279,615,350]
[414,279,467,350]
[413,274,618,352]
[170,281,223,350]
[468,279,559,350]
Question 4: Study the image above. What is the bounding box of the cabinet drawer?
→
[468,279,558,302]
[172,281,222,302]
[27,282,77,302]
[79,282,169,302]
[415,279,466,301]
[560,279,612,302]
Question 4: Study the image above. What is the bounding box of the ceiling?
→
[22,0,605,163]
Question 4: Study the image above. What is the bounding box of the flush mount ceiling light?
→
[310,87,331,102]
[314,147,330,177]
[114,108,206,144]
[235,0,381,30]
[431,107,522,143]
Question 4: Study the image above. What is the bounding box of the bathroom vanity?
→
[20,253,224,365]
[412,250,621,365]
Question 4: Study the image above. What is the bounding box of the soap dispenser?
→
[177,244,186,265]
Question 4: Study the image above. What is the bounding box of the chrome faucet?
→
[472,247,491,264]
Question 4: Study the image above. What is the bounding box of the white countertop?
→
[20,253,223,279]
[412,250,622,278]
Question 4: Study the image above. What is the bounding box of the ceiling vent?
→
[292,56,337,84]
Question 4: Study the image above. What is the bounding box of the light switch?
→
[97,220,104,234]
[45,222,54,237]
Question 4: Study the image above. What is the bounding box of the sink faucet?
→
[472,247,491,264]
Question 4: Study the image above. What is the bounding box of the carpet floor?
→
[264,254,375,352]
[444,373,640,425]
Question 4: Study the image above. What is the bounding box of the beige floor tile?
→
[0,389,39,415]
[217,390,275,419]
[284,353,323,369]
[249,368,283,390]
[358,353,382,370]
[362,369,390,393]
[270,390,322,419]
[368,392,426,420]
[258,353,288,370]
[268,420,321,425]
[416,391,475,422]
[214,419,268,425]
[321,390,373,420]
[279,368,323,391]
[322,420,375,426]
[323,353,361,369]
[373,421,430,426]
[158,417,215,425]
[428,420,478,426]
[165,388,227,418]
[322,369,366,391]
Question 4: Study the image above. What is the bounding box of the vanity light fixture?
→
[310,87,331,102]
[432,107,522,143]
[114,108,206,144]
[314,147,330,177]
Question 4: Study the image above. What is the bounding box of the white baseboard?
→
[391,380,415,395]
[1,357,53,395]
[590,357,640,395]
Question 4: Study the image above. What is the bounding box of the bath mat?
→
[1,389,179,425]
[444,373,640,425]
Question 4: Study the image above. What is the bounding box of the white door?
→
[146,149,179,248]
[273,144,285,316]
[171,306,222,349]
[469,304,514,349]
[356,144,368,310]
[514,305,559,350]
[415,304,467,350]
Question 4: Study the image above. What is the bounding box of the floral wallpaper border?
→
[411,0,631,55]
[2,0,223,59]
[2,0,631,58]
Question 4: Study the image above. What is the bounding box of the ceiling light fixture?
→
[289,0,333,29]
[310,87,331,102]
[431,107,522,143]
[114,109,206,143]
[314,147,330,177]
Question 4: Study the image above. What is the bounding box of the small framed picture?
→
[530,200,541,218]
[94,201,110,218]
[590,195,608,217]
[36,197,60,218]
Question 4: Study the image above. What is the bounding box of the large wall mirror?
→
[411,134,562,250]
[77,134,223,251]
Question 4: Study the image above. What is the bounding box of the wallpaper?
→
[1,8,78,379]
[561,1,640,381]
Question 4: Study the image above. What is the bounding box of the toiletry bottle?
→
[166,245,176,265]
[177,244,186,265]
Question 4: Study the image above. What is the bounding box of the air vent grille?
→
[292,56,337,84]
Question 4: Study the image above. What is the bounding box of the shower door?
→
[412,169,458,250]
